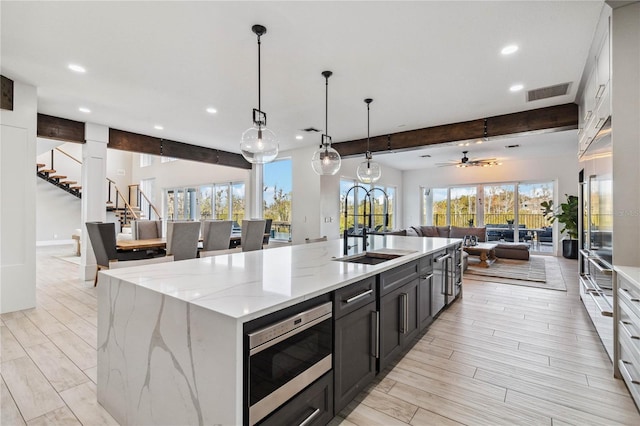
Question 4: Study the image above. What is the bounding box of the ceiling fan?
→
[436,151,502,168]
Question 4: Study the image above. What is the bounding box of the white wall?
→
[403,150,579,256]
[1,79,37,313]
[34,142,132,244]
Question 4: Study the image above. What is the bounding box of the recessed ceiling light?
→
[295,135,303,140]
[510,84,524,92]
[420,154,431,158]
[501,44,519,55]
[475,140,483,144]
[154,125,164,130]
[206,107,217,114]
[458,142,465,146]
[68,63,86,73]
[78,107,91,113]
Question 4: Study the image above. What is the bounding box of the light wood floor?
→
[1,246,639,425]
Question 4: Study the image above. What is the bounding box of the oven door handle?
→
[587,256,613,275]
[298,408,321,426]
[249,313,332,356]
[588,291,613,317]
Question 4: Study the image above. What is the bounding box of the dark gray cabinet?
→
[333,277,377,414]
[418,255,434,331]
[259,372,333,426]
[378,261,420,371]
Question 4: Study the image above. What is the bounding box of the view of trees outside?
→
[339,180,395,233]
[264,159,292,240]
[166,182,245,223]
[518,182,553,229]
[484,184,516,226]
[431,188,448,226]
[428,182,553,229]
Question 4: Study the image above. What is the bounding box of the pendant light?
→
[356,98,382,183]
[240,25,278,164]
[311,71,341,175]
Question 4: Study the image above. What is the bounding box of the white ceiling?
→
[1,1,603,170]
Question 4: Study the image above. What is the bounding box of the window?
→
[139,178,156,219]
[165,181,245,223]
[422,181,554,253]
[140,153,153,168]
[340,179,395,233]
[264,159,292,241]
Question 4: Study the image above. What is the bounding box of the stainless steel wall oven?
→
[244,298,332,425]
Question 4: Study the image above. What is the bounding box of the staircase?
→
[36,163,82,198]
[37,147,162,231]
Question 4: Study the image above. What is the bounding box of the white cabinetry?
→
[578,11,611,158]
[614,266,640,410]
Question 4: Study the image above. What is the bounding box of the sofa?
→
[404,225,530,261]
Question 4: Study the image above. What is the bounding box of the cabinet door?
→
[334,302,377,413]
[379,279,420,370]
[259,372,333,426]
[418,272,433,331]
[379,287,403,370]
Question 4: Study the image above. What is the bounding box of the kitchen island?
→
[97,235,461,425]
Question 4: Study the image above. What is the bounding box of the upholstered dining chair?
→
[132,220,162,239]
[166,221,201,261]
[85,221,159,286]
[201,220,233,251]
[241,219,266,252]
[262,218,273,247]
[305,236,328,243]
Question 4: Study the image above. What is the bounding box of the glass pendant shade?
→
[240,125,278,164]
[311,144,341,175]
[357,158,382,183]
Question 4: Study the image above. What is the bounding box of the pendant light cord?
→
[325,75,329,147]
[257,34,261,115]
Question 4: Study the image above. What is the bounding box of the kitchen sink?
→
[333,249,416,265]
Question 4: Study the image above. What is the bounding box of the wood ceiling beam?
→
[37,113,85,143]
[1,75,13,111]
[333,103,578,157]
[109,128,251,170]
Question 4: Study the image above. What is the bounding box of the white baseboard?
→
[36,239,74,246]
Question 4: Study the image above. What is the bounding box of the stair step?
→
[60,180,77,185]
[36,163,46,168]
[50,175,67,180]
[40,169,56,174]
[70,185,82,190]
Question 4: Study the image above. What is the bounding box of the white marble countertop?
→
[615,265,640,287]
[101,235,459,322]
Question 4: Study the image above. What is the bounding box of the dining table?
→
[115,233,263,251]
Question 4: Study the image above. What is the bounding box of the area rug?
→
[465,256,566,291]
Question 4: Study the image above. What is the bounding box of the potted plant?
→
[541,195,579,259]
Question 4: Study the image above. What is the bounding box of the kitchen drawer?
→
[618,332,640,407]
[419,254,433,275]
[619,301,640,359]
[333,277,376,320]
[259,372,333,426]
[379,260,419,296]
[619,278,640,320]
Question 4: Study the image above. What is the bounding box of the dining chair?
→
[305,236,328,243]
[166,221,201,261]
[262,218,273,247]
[132,219,162,239]
[241,219,266,252]
[85,221,156,286]
[202,220,233,251]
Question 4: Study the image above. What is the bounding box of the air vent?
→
[302,127,321,132]
[420,154,431,158]
[527,83,571,102]
[505,144,520,149]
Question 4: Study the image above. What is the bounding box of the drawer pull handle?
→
[620,361,640,385]
[299,408,321,426]
[587,256,612,274]
[595,84,606,99]
[584,110,593,121]
[420,273,434,281]
[345,289,373,304]
[620,288,640,303]
[588,291,612,317]
[620,320,640,340]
